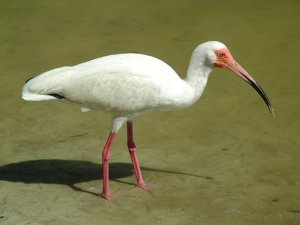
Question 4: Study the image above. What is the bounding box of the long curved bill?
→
[226,59,275,118]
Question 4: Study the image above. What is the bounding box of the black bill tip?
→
[241,73,275,118]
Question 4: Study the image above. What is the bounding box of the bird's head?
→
[200,41,275,118]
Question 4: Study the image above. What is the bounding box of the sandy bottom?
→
[1,104,299,225]
[1,1,299,224]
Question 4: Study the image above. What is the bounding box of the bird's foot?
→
[137,182,152,191]
[101,192,118,201]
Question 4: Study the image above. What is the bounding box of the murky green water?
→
[1,0,299,224]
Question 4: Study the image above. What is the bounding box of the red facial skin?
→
[214,48,233,68]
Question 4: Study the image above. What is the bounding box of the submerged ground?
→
[0,0,299,224]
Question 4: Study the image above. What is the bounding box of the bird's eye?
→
[219,52,226,58]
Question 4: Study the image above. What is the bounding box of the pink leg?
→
[127,122,148,190]
[101,132,117,200]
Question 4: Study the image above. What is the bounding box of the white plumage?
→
[22,43,217,131]
[22,41,274,200]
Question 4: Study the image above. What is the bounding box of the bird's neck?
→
[183,55,212,104]
[160,50,213,111]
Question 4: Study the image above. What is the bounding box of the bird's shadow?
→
[0,159,213,196]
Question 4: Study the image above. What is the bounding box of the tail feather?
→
[22,92,59,101]
[22,66,70,101]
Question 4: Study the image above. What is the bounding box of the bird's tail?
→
[22,67,70,101]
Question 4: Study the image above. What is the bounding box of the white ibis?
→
[22,41,274,200]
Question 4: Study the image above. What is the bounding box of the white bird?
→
[22,41,274,200]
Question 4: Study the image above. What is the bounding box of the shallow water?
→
[0,0,299,224]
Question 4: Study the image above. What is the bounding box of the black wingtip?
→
[48,93,65,99]
[25,77,34,83]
